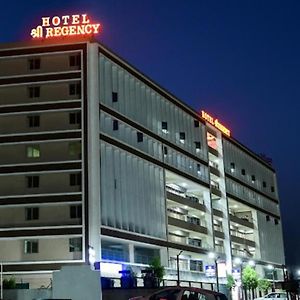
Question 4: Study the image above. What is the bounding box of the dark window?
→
[112,92,118,102]
[28,86,40,98]
[137,132,143,142]
[25,207,39,220]
[263,181,267,188]
[27,176,39,188]
[163,146,168,155]
[195,141,201,151]
[69,54,81,67]
[69,238,82,252]
[230,162,235,172]
[113,120,119,131]
[69,112,81,125]
[70,173,81,186]
[69,83,81,96]
[241,169,246,175]
[28,115,40,127]
[162,121,168,132]
[179,132,185,141]
[266,215,270,222]
[70,205,82,219]
[190,260,203,272]
[28,58,40,70]
[24,240,38,254]
[271,186,275,193]
[274,219,279,225]
[251,175,256,183]
[197,164,201,174]
[194,120,199,127]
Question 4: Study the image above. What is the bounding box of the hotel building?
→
[0,37,285,287]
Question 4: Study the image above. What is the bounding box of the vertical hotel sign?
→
[201,110,231,136]
[30,14,101,39]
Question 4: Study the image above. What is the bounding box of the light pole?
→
[209,252,219,292]
[0,262,3,300]
[176,250,183,286]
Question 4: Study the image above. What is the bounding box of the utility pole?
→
[0,262,3,300]
[176,251,183,286]
[215,258,219,292]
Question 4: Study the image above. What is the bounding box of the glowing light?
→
[208,252,215,259]
[31,14,101,39]
[100,262,122,275]
[234,257,242,265]
[248,260,255,267]
[267,264,274,270]
[201,111,231,137]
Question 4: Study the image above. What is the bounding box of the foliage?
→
[258,278,271,292]
[242,265,258,290]
[3,277,16,289]
[148,257,165,282]
[226,274,236,290]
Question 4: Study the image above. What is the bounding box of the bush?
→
[3,277,16,289]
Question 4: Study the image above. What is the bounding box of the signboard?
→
[232,268,241,280]
[205,265,216,277]
[31,14,101,39]
[201,110,231,137]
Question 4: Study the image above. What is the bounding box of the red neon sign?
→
[30,14,101,39]
[201,110,231,136]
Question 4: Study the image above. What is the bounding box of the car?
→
[254,292,288,300]
[129,286,228,300]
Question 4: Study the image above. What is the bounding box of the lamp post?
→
[0,262,3,300]
[176,250,183,286]
[209,252,219,292]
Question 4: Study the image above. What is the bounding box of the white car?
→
[254,292,288,300]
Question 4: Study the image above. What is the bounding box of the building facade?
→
[0,38,285,287]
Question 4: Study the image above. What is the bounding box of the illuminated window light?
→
[162,121,168,134]
[100,262,122,275]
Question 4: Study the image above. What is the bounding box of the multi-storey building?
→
[0,37,285,288]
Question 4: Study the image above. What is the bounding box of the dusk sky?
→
[1,1,299,270]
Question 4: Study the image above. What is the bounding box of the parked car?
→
[254,292,288,300]
[129,286,228,300]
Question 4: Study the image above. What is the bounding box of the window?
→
[241,169,246,176]
[112,92,118,102]
[69,83,81,96]
[266,215,270,222]
[179,132,185,144]
[251,175,256,183]
[69,54,81,67]
[28,58,40,70]
[28,115,40,127]
[163,146,168,156]
[70,205,82,219]
[263,181,267,188]
[137,132,143,142]
[113,120,119,131]
[197,164,201,175]
[274,219,279,225]
[70,173,81,186]
[69,237,82,252]
[271,186,275,193]
[195,142,201,152]
[230,162,235,173]
[194,120,199,127]
[25,207,39,220]
[69,112,81,125]
[24,240,38,254]
[162,121,168,133]
[26,145,40,158]
[28,86,40,98]
[190,260,203,272]
[27,176,39,188]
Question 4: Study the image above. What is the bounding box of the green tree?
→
[148,257,165,282]
[242,265,259,300]
[226,274,236,290]
[258,278,271,294]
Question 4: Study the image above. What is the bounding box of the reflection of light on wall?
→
[100,262,122,275]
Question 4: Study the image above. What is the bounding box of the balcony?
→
[168,216,208,235]
[210,183,222,198]
[208,146,219,157]
[209,161,220,177]
[213,209,223,218]
[214,230,225,239]
[230,214,254,229]
[230,234,256,248]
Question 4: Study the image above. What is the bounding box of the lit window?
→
[137,132,143,143]
[25,207,39,221]
[195,142,201,153]
[28,86,40,98]
[70,205,82,219]
[197,164,201,176]
[70,173,81,186]
[28,115,40,127]
[69,238,82,252]
[179,132,185,144]
[112,92,118,102]
[24,240,38,254]
[194,120,199,128]
[241,169,246,176]
[69,112,81,125]
[27,176,39,188]
[113,120,119,131]
[28,58,40,70]
[69,54,81,67]
[26,145,40,158]
[251,175,256,183]
[69,83,81,96]
[162,121,168,134]
[230,162,235,173]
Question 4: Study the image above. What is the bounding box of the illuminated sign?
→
[31,14,101,39]
[201,110,231,136]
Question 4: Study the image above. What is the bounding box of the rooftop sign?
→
[201,110,231,136]
[30,14,101,39]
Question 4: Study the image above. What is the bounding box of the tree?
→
[258,278,271,294]
[242,266,258,300]
[226,274,236,291]
[148,257,165,282]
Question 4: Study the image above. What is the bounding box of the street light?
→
[208,252,220,292]
[0,262,3,300]
[176,250,183,286]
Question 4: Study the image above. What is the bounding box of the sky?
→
[0,0,299,270]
